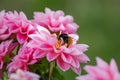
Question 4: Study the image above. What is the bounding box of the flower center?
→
[55,34,73,49]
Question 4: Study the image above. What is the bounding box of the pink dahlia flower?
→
[9,69,40,80]
[27,26,89,74]
[4,11,36,44]
[0,10,11,40]
[32,8,79,34]
[7,43,38,73]
[76,57,120,80]
[0,39,17,69]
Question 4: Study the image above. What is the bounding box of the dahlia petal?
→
[28,34,44,42]
[0,34,11,40]
[28,59,38,65]
[0,10,5,17]
[59,24,65,31]
[76,44,89,52]
[61,53,72,63]
[66,23,77,33]
[8,23,19,33]
[37,25,50,34]
[27,40,39,48]
[39,43,53,50]
[19,12,27,20]
[68,44,88,55]
[33,49,46,59]
[57,57,70,71]
[71,57,80,68]
[47,52,59,61]
[17,31,28,44]
[85,66,110,80]
[114,73,120,80]
[64,15,73,23]
[110,59,119,74]
[0,25,8,34]
[78,54,90,63]
[71,66,81,75]
[96,57,109,69]
[55,10,64,17]
[45,8,52,14]
[84,66,98,77]
[51,18,59,27]
[61,46,72,53]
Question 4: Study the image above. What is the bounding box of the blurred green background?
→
[0,0,120,80]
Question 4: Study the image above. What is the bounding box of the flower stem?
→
[49,61,55,80]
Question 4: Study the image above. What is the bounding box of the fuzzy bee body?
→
[58,34,73,47]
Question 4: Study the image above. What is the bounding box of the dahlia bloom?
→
[27,26,89,74]
[76,57,120,80]
[4,11,36,44]
[0,10,36,43]
[7,43,38,73]
[32,8,79,34]
[0,39,17,69]
[9,69,40,80]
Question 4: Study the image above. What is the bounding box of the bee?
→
[58,34,73,47]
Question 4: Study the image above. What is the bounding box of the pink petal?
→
[17,31,28,44]
[78,54,90,63]
[54,10,64,18]
[114,73,120,80]
[27,40,41,49]
[85,66,110,80]
[37,26,50,34]
[71,66,81,75]
[71,57,80,68]
[45,8,52,14]
[8,23,19,33]
[33,49,46,59]
[0,25,8,34]
[47,51,59,61]
[19,12,27,20]
[50,18,59,27]
[110,59,119,74]
[96,57,109,69]
[76,44,89,52]
[59,24,65,31]
[61,53,72,63]
[57,57,70,71]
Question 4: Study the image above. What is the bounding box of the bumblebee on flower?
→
[27,25,89,74]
